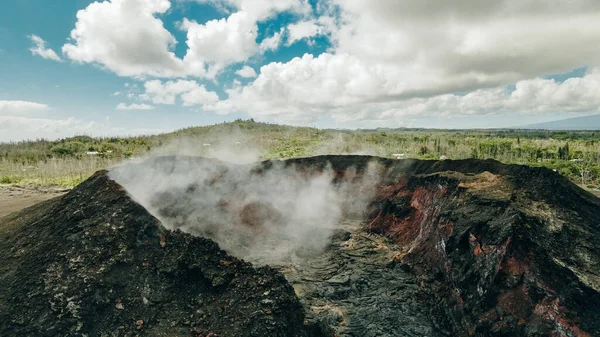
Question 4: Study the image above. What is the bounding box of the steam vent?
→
[1,155,599,337]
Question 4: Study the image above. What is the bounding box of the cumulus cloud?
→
[0,100,49,115]
[202,0,600,125]
[235,65,257,78]
[286,20,321,45]
[53,0,600,125]
[61,0,310,78]
[0,116,163,142]
[362,69,600,123]
[206,53,391,122]
[0,116,93,141]
[327,0,600,95]
[181,0,308,75]
[141,80,199,104]
[116,103,155,110]
[209,66,600,125]
[141,79,219,106]
[28,35,62,61]
[62,0,188,77]
[505,70,600,114]
[181,87,220,106]
[259,29,284,52]
[181,12,258,75]
[193,0,311,21]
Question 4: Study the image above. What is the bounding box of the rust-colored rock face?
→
[366,160,600,337]
[1,155,599,337]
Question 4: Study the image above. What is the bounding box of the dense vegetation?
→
[1,119,599,189]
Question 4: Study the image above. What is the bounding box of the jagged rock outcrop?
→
[365,158,600,337]
[1,156,599,337]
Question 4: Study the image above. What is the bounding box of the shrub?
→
[51,145,74,157]
[0,175,19,184]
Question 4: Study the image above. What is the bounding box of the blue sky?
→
[1,0,599,141]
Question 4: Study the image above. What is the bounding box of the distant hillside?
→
[518,114,600,130]
[2,119,600,188]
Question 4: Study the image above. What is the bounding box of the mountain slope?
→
[518,114,600,130]
[0,170,311,337]
[1,156,600,336]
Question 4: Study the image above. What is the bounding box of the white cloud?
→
[61,0,311,78]
[505,70,600,114]
[213,53,390,112]
[181,11,258,75]
[184,0,302,62]
[209,64,600,125]
[188,0,310,60]
[141,79,219,106]
[51,0,600,125]
[62,0,189,77]
[286,20,321,45]
[0,116,95,141]
[325,0,600,96]
[0,100,49,115]
[28,35,62,61]
[259,29,283,52]
[113,91,121,96]
[142,79,201,104]
[194,0,311,21]
[236,0,311,20]
[235,65,257,78]
[0,116,164,142]
[116,103,155,110]
[181,86,220,106]
[353,70,600,123]
[203,0,600,125]
[181,1,310,75]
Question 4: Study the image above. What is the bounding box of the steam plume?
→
[109,135,381,265]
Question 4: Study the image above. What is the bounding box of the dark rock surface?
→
[0,171,311,337]
[280,220,440,337]
[365,158,600,337]
[1,155,599,337]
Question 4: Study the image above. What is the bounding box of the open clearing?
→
[0,185,69,218]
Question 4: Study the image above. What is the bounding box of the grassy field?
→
[1,119,599,189]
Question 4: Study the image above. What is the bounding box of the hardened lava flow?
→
[1,155,599,337]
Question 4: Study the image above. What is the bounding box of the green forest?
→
[1,119,599,190]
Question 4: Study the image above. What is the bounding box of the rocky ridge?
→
[1,155,599,336]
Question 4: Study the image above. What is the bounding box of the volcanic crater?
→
[1,155,599,337]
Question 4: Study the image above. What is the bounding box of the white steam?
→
[109,138,381,265]
[142,128,261,164]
